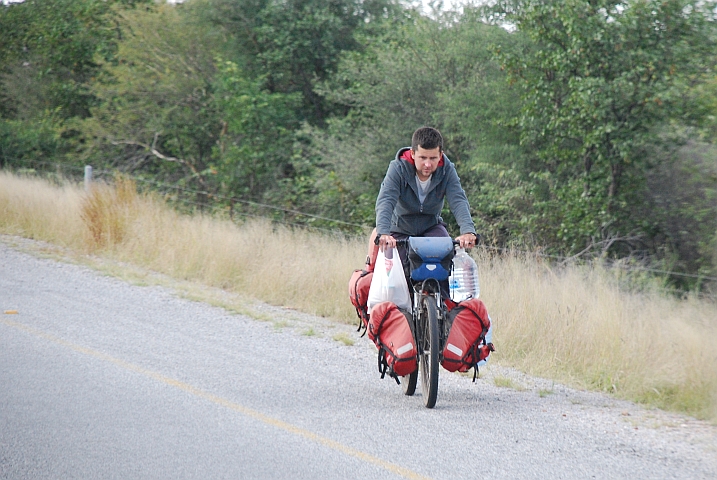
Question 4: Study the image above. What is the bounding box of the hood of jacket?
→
[398,147,445,168]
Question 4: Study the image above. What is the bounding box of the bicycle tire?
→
[402,308,418,396]
[401,371,418,396]
[420,295,440,408]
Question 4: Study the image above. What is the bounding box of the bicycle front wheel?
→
[419,295,440,408]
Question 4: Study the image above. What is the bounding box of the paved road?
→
[1,240,715,479]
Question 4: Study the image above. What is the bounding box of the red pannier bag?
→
[367,301,417,380]
[441,298,494,375]
[348,234,380,331]
[349,268,372,328]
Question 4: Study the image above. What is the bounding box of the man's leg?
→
[392,222,451,266]
[420,222,450,239]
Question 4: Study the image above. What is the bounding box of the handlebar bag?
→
[441,298,494,373]
[368,301,417,378]
[407,237,455,282]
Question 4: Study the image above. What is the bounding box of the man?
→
[374,127,477,298]
[375,126,477,252]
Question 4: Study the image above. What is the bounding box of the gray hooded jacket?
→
[375,147,476,237]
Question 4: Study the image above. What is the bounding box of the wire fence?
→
[5,161,717,300]
[20,160,372,236]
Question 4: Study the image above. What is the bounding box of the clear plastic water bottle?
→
[449,248,480,302]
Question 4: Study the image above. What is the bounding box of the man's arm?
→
[375,160,401,236]
[444,163,476,236]
[444,163,477,248]
[375,161,403,251]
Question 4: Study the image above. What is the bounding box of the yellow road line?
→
[2,317,431,480]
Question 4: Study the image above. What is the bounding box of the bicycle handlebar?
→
[374,234,481,247]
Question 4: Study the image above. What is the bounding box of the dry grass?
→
[0,171,85,247]
[478,249,717,420]
[81,176,139,249]
[1,170,716,421]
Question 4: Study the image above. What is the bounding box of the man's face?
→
[413,146,442,181]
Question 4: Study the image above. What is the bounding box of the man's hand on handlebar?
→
[455,232,478,250]
[377,234,396,251]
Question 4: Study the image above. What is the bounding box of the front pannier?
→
[347,234,380,332]
[441,298,494,374]
[368,301,417,380]
[348,268,372,328]
[407,237,455,281]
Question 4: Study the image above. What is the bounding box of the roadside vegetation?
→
[2,0,717,293]
[2,0,717,421]
[1,171,715,422]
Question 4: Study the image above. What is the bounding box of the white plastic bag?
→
[367,247,411,312]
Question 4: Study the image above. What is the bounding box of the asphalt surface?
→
[1,239,716,479]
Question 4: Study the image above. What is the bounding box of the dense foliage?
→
[1,0,716,289]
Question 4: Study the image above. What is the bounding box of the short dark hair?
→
[411,127,443,152]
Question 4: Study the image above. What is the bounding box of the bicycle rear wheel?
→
[419,295,440,408]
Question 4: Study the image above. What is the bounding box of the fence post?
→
[84,165,93,192]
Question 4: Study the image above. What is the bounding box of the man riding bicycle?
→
[374,126,478,297]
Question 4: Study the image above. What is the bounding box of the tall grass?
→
[1,170,716,421]
[81,176,139,248]
[479,250,717,420]
[0,171,85,246]
[0,171,360,318]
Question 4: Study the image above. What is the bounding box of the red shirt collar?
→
[400,148,444,167]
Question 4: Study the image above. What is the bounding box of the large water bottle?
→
[449,248,480,302]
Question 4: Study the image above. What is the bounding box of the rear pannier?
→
[441,298,494,375]
[368,301,417,380]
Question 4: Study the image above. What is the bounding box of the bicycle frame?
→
[410,278,448,352]
[395,236,458,408]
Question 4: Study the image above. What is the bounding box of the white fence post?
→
[84,165,93,192]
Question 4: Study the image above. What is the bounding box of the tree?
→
[82,2,304,208]
[302,10,525,232]
[204,0,403,126]
[489,0,717,252]
[212,60,301,201]
[0,0,152,120]
[79,3,223,189]
[0,0,151,168]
